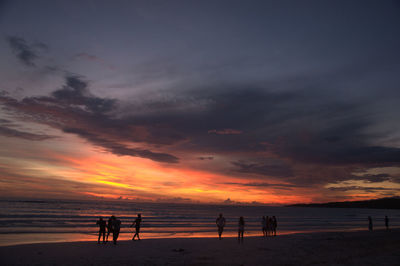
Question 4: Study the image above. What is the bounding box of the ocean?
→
[1,199,399,246]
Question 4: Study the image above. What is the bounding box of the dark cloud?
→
[1,75,400,178]
[328,186,395,193]
[231,160,293,178]
[51,75,116,113]
[0,126,55,141]
[0,75,179,163]
[223,181,299,190]
[198,156,213,160]
[360,174,392,183]
[6,36,47,67]
[208,129,242,135]
[63,128,178,163]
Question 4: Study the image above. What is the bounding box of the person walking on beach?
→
[368,216,373,231]
[272,216,277,236]
[131,213,142,241]
[106,216,114,242]
[216,213,226,240]
[385,216,389,230]
[262,216,267,237]
[238,216,245,243]
[113,216,121,245]
[96,217,106,244]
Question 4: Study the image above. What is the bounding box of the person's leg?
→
[102,231,105,243]
[114,231,119,244]
[106,230,111,242]
[98,230,101,243]
[137,228,141,240]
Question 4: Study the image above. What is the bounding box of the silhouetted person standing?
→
[113,217,121,245]
[238,216,245,243]
[266,216,271,236]
[368,216,373,231]
[385,216,389,230]
[131,213,142,241]
[96,217,106,244]
[272,216,277,236]
[262,216,267,237]
[106,216,114,242]
[216,213,226,240]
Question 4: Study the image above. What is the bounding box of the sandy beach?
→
[0,229,399,265]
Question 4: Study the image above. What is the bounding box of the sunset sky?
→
[0,0,399,204]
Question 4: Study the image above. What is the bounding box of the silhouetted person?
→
[216,213,226,240]
[106,216,114,242]
[272,216,277,236]
[385,216,389,230]
[368,216,373,231]
[238,216,245,243]
[96,217,106,244]
[261,216,267,237]
[113,217,121,244]
[131,213,142,241]
[266,216,270,236]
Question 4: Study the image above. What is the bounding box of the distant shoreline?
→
[287,197,400,210]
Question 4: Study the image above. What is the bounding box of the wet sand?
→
[0,229,399,265]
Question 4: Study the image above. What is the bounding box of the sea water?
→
[0,199,399,246]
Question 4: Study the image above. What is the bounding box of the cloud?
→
[0,126,55,141]
[223,181,299,190]
[51,75,116,113]
[197,156,213,160]
[328,186,396,193]
[231,160,293,178]
[6,36,47,67]
[0,165,163,200]
[63,127,178,163]
[208,129,242,135]
[0,75,179,163]
[360,174,392,183]
[1,75,400,184]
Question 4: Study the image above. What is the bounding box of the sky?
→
[0,0,400,204]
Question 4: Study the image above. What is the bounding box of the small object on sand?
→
[172,248,185,252]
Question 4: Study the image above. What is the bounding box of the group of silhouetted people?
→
[215,214,278,244]
[96,214,140,245]
[368,215,389,231]
[262,215,277,237]
[96,215,121,244]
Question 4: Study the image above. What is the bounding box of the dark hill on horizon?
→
[288,197,400,210]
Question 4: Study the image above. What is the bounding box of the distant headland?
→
[287,197,400,210]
